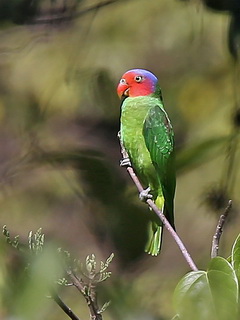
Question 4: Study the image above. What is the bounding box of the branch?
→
[119,140,198,272]
[51,290,81,320]
[67,269,103,320]
[211,200,232,258]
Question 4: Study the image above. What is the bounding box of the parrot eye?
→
[134,75,144,83]
[120,78,127,85]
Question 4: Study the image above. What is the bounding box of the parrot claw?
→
[120,157,131,167]
[139,187,153,202]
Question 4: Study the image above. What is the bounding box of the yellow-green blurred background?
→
[0,0,240,319]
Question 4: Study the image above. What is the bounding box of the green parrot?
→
[117,69,176,256]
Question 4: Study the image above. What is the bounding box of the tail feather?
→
[145,222,162,256]
[145,195,164,256]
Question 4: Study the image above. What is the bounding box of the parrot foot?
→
[120,157,131,167]
[139,187,153,202]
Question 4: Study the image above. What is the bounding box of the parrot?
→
[117,69,176,256]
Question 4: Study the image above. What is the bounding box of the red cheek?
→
[129,82,153,97]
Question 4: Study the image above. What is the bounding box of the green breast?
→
[120,96,161,188]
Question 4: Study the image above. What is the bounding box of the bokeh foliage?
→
[0,0,240,319]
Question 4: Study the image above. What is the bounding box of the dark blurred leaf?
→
[174,257,239,320]
[233,108,240,128]
[176,136,229,173]
[0,0,39,24]
[228,12,240,61]
[202,0,240,12]
[203,185,229,213]
[0,0,15,21]
[13,0,39,24]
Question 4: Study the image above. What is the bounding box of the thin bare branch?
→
[211,200,232,258]
[119,140,198,272]
[51,291,81,320]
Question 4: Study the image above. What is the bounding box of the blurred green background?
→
[0,0,240,319]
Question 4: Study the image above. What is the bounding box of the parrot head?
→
[117,69,159,99]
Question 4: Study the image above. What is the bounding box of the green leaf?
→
[207,257,239,318]
[231,233,240,281]
[98,300,111,314]
[173,257,239,320]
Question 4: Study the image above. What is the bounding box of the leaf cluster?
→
[58,250,114,286]
[173,233,240,320]
[58,250,114,317]
[2,226,114,319]
[3,225,45,255]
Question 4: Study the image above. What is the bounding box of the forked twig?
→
[119,139,198,271]
[211,200,232,258]
[67,269,103,320]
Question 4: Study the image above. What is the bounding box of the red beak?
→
[117,83,129,99]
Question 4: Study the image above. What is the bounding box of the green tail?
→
[145,195,164,256]
[145,222,162,256]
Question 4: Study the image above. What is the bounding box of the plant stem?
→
[211,200,232,258]
[51,291,81,320]
[67,270,103,320]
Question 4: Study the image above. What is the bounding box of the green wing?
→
[143,105,176,228]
